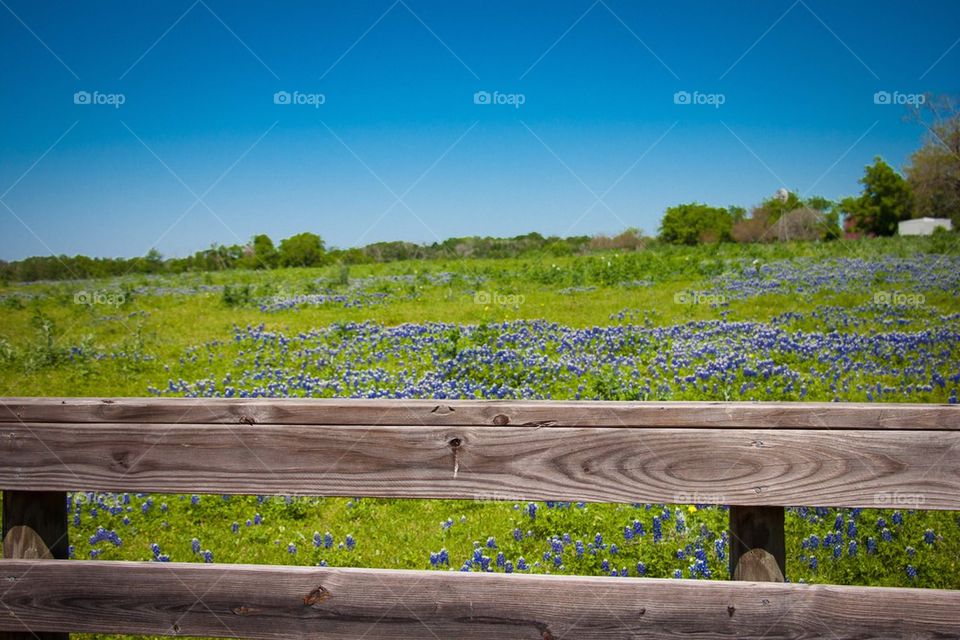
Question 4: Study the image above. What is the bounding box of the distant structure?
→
[774,188,790,202]
[898,217,953,236]
[771,207,826,242]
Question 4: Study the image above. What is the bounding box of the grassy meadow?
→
[1,235,959,639]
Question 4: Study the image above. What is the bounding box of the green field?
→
[2,236,959,629]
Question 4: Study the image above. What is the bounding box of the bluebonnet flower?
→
[905,546,916,558]
[892,511,903,525]
[848,541,857,557]
[513,528,522,542]
[486,536,497,549]
[906,564,917,579]
[191,538,201,554]
[516,557,528,571]
[881,528,893,542]
[202,550,213,563]
[324,532,333,548]
[601,559,610,572]
[232,522,240,534]
[672,569,682,579]
[923,529,936,545]
[288,543,297,554]
[190,495,200,506]
[866,537,877,554]
[504,561,514,573]
[526,503,537,520]
[636,561,646,576]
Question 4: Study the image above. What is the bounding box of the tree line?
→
[1,96,956,282]
[658,95,959,245]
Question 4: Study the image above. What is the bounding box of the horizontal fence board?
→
[2,398,957,429]
[1,560,958,639]
[3,422,958,508]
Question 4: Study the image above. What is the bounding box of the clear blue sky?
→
[1,0,957,260]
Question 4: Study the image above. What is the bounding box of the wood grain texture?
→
[1,492,68,640]
[1,560,958,639]
[729,506,786,582]
[2,398,957,430]
[2,422,958,508]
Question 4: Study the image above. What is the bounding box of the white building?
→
[898,218,953,236]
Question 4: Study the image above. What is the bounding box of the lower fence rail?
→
[1,560,959,639]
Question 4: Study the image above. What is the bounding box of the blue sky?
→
[1,0,957,260]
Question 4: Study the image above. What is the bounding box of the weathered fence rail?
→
[1,398,958,639]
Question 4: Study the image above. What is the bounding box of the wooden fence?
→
[1,397,958,639]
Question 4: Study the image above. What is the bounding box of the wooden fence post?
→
[2,490,68,640]
[729,505,786,582]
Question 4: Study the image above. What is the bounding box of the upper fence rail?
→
[2,398,958,428]
[1,398,958,508]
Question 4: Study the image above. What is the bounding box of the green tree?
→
[278,232,326,267]
[658,203,734,245]
[250,234,278,269]
[841,157,914,236]
[757,191,803,221]
[906,94,960,227]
